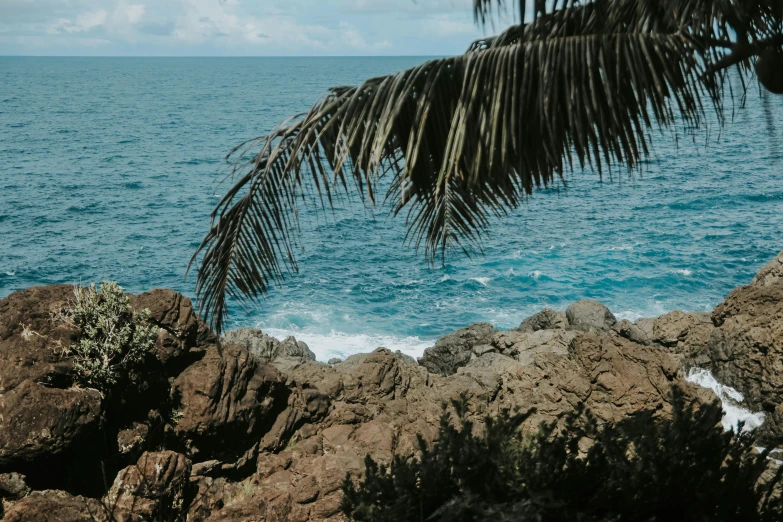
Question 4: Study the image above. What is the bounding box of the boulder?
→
[0,472,31,501]
[417,323,498,375]
[172,343,286,463]
[103,451,191,520]
[0,380,100,467]
[3,490,106,522]
[0,285,79,393]
[492,329,577,364]
[750,250,783,287]
[565,300,616,330]
[221,328,315,363]
[519,308,568,332]
[130,289,206,368]
[612,319,653,345]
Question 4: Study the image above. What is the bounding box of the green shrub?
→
[341,390,783,522]
[65,281,157,395]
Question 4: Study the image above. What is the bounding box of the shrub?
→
[64,281,157,395]
[341,390,783,522]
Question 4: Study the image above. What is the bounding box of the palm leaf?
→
[190,0,783,333]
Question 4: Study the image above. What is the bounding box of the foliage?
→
[190,0,783,333]
[66,281,157,394]
[341,391,783,522]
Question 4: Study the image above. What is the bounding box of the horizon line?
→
[0,54,445,59]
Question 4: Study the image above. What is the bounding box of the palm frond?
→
[191,0,783,333]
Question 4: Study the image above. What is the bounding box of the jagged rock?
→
[417,323,498,375]
[221,328,315,363]
[0,472,30,500]
[171,343,286,462]
[3,490,106,522]
[103,451,191,520]
[117,422,150,456]
[566,299,616,330]
[130,289,205,368]
[750,250,783,287]
[651,310,713,352]
[0,285,79,393]
[327,358,342,365]
[613,319,653,345]
[519,307,568,332]
[0,380,101,467]
[705,252,783,441]
[492,329,577,364]
[4,251,783,522]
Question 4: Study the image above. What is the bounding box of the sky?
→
[0,0,516,56]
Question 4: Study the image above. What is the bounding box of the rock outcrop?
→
[704,253,783,440]
[1,250,782,520]
[417,322,498,375]
[103,451,192,520]
[222,328,316,363]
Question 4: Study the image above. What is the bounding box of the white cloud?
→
[125,4,145,25]
[49,9,107,34]
[0,0,488,55]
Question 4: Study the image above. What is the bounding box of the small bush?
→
[341,390,783,522]
[65,281,157,394]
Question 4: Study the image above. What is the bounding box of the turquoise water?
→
[1,57,782,361]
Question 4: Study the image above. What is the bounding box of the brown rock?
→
[0,472,30,500]
[4,490,106,522]
[292,475,319,504]
[519,308,568,332]
[613,319,652,345]
[417,323,498,375]
[103,450,191,520]
[172,343,285,462]
[705,251,783,441]
[311,492,342,519]
[130,289,203,367]
[0,380,101,466]
[492,329,577,364]
[117,422,150,456]
[566,299,616,330]
[651,310,713,352]
[221,329,315,363]
[0,286,79,393]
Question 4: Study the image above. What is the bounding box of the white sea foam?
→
[676,269,693,276]
[471,277,491,286]
[5,271,15,276]
[262,328,432,362]
[530,270,542,280]
[609,244,634,251]
[685,368,765,432]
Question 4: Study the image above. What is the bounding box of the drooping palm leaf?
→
[190,0,783,333]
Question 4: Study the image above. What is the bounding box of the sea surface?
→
[2,57,782,361]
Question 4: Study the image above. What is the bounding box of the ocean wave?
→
[470,277,491,286]
[261,328,433,362]
[675,268,693,276]
[685,368,764,432]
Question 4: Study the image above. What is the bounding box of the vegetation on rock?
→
[64,281,157,394]
[341,391,783,522]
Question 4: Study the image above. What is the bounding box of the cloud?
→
[0,0,486,55]
[49,10,108,34]
[125,4,145,25]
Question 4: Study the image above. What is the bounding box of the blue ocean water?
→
[1,57,782,361]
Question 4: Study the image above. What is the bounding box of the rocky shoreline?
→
[0,251,781,521]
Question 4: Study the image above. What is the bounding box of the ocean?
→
[1,56,782,361]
